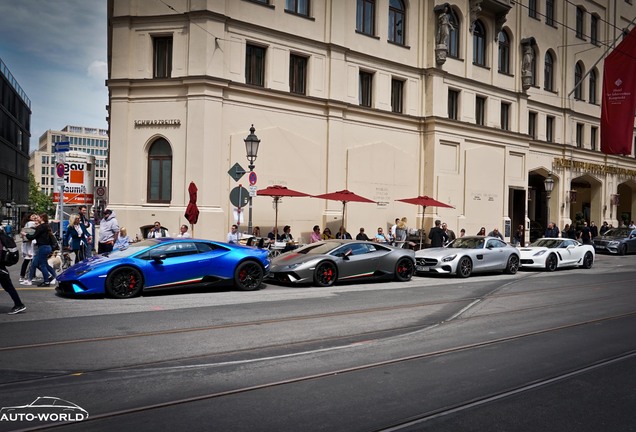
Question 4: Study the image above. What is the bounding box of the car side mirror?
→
[151,253,167,263]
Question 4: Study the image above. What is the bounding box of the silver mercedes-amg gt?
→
[267,240,415,287]
[415,236,520,278]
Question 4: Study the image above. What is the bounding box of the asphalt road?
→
[0,252,635,432]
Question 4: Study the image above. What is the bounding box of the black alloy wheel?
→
[545,253,558,272]
[314,261,337,287]
[234,261,264,291]
[580,251,594,269]
[456,256,472,278]
[504,254,520,274]
[394,258,414,281]
[105,267,144,298]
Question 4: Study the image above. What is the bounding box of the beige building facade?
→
[106,0,636,243]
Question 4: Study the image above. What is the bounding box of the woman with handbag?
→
[21,213,57,287]
[65,214,91,264]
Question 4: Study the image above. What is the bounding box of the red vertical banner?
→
[601,26,636,155]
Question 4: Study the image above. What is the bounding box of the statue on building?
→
[469,0,482,33]
[520,38,536,91]
[434,3,453,65]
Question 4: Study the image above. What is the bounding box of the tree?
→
[28,171,54,216]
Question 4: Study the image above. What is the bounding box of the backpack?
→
[0,231,19,267]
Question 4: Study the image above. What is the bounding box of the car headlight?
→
[75,268,92,276]
[442,254,457,262]
[284,263,302,270]
[533,250,547,256]
[607,241,619,246]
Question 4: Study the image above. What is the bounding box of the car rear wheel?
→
[619,244,628,256]
[234,261,264,291]
[314,261,337,287]
[580,251,594,269]
[545,253,558,272]
[394,258,414,281]
[106,267,143,298]
[456,256,472,278]
[505,254,520,274]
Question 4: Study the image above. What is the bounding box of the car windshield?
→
[294,241,342,255]
[105,239,160,258]
[530,239,563,248]
[447,237,484,249]
[603,228,629,238]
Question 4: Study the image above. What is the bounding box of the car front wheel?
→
[619,244,628,256]
[234,261,264,291]
[314,261,337,287]
[580,251,594,269]
[394,258,414,281]
[456,256,472,278]
[545,253,558,272]
[504,254,520,274]
[106,267,143,298]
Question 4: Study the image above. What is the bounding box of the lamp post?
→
[244,124,261,234]
[544,172,555,230]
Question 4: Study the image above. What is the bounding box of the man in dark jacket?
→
[428,220,448,248]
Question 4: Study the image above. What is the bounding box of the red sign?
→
[56,163,65,177]
[601,26,636,155]
[248,171,257,186]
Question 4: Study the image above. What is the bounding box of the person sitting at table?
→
[280,225,296,252]
[267,227,279,241]
[375,227,390,244]
[356,227,370,241]
[310,225,322,243]
[336,226,352,239]
[322,227,333,240]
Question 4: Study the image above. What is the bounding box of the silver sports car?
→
[415,236,520,278]
[267,240,415,287]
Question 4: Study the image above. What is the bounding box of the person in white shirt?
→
[390,218,399,239]
[176,225,192,238]
[227,224,241,244]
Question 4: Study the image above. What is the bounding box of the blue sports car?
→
[55,238,270,298]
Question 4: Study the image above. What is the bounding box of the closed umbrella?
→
[184,181,200,236]
[313,189,376,228]
[395,195,454,248]
[256,185,310,234]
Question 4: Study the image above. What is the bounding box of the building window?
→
[544,51,554,91]
[576,123,584,148]
[501,102,511,130]
[359,71,373,107]
[476,96,486,126]
[574,62,583,100]
[576,7,585,39]
[545,0,555,26]
[591,126,598,150]
[388,0,405,45]
[498,30,510,74]
[546,116,555,142]
[289,54,308,95]
[473,20,486,66]
[528,0,538,18]
[147,138,172,203]
[246,44,266,87]
[529,112,537,139]
[591,15,599,45]
[589,69,597,104]
[153,36,173,78]
[448,89,459,120]
[448,8,460,58]
[391,78,404,114]
[285,0,309,16]
[356,0,375,36]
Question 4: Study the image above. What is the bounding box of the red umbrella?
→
[395,195,454,248]
[313,189,376,227]
[184,181,200,236]
[256,185,310,233]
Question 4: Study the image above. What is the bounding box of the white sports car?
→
[519,238,595,271]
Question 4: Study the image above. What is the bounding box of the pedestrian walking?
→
[19,213,37,283]
[22,213,56,287]
[0,230,26,315]
[65,214,92,264]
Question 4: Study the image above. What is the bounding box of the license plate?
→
[416,266,429,272]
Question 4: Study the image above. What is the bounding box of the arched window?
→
[473,20,486,66]
[544,51,554,91]
[388,0,405,45]
[574,62,584,100]
[589,69,597,104]
[147,138,172,203]
[498,30,510,74]
[448,8,460,58]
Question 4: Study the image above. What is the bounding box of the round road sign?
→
[56,163,65,178]
[248,171,257,186]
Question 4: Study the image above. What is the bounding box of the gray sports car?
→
[267,240,415,286]
[415,236,520,278]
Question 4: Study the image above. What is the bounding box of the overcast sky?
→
[0,0,108,151]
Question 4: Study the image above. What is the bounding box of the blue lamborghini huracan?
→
[55,238,270,298]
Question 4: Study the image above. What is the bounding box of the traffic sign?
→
[54,141,70,152]
[248,171,257,186]
[248,185,257,197]
[56,163,65,178]
[95,186,108,199]
[228,163,246,182]
[229,185,250,208]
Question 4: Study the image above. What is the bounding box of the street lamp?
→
[244,124,261,234]
[544,172,555,229]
